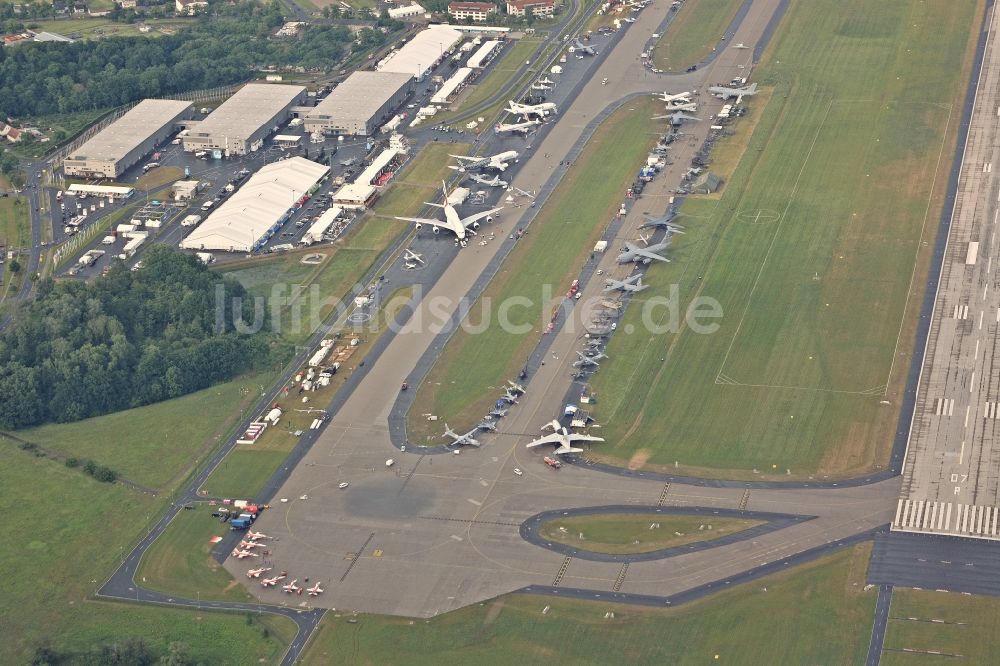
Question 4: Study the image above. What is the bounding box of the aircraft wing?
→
[460,207,503,229]
[570,434,605,443]
[634,248,670,262]
[395,216,443,228]
[526,433,564,448]
[554,445,583,455]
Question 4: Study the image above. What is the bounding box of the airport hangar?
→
[63,99,193,179]
[303,71,414,136]
[182,83,307,156]
[377,24,463,79]
[179,156,329,253]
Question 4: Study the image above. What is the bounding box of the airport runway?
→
[894,0,1000,540]
[230,0,902,617]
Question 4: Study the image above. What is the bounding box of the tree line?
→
[0,247,269,430]
[0,1,397,118]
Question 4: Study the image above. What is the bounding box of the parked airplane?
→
[733,42,749,49]
[443,423,482,448]
[467,173,508,188]
[306,582,324,596]
[449,150,519,172]
[618,240,670,265]
[395,181,502,241]
[660,101,698,113]
[282,579,301,594]
[231,549,258,559]
[512,187,536,199]
[537,76,556,85]
[403,249,424,265]
[501,387,521,404]
[246,530,270,541]
[477,419,498,432]
[527,423,605,455]
[638,210,684,232]
[570,38,597,55]
[507,380,526,395]
[507,100,558,118]
[246,567,272,579]
[238,540,263,549]
[708,82,758,103]
[573,351,607,368]
[496,118,542,134]
[662,111,701,126]
[655,91,692,103]
[604,274,649,293]
[260,573,286,587]
[531,82,552,91]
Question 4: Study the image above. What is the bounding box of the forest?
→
[0,1,395,118]
[0,247,270,429]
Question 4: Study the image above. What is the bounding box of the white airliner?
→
[708,82,758,104]
[526,421,605,455]
[496,119,541,134]
[507,100,558,118]
[655,91,692,103]
[449,150,519,172]
[395,181,503,241]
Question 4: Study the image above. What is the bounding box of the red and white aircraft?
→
[246,567,271,579]
[247,531,271,541]
[231,549,258,559]
[306,582,324,596]
[260,572,287,587]
[238,540,264,549]
[282,579,302,594]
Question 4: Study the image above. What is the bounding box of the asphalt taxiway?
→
[226,0,906,618]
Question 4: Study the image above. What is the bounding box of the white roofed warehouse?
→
[63,99,192,179]
[377,25,464,79]
[182,83,306,156]
[180,157,329,253]
[304,71,414,136]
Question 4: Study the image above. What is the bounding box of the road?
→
[895,0,1000,539]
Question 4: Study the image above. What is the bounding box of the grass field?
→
[407,97,664,441]
[0,195,30,300]
[587,0,980,478]
[882,588,1000,664]
[301,543,874,664]
[27,17,193,40]
[137,507,260,602]
[133,165,184,191]
[201,288,414,499]
[651,0,744,71]
[13,371,277,490]
[538,513,763,554]
[367,142,472,219]
[0,452,293,662]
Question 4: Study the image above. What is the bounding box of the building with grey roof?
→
[183,83,306,156]
[304,71,413,136]
[63,99,192,179]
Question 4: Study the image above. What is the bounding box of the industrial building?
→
[467,40,501,68]
[432,68,473,105]
[378,25,464,79]
[63,99,192,179]
[304,71,414,136]
[180,157,329,253]
[388,2,424,18]
[182,83,306,157]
